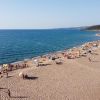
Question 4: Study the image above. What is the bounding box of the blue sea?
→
[0,29,99,64]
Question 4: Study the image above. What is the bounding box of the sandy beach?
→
[1,0,100,99]
[0,41,100,100]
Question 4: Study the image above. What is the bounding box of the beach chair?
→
[55,59,63,65]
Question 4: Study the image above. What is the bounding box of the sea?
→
[0,28,99,64]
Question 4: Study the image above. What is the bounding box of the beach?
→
[0,0,100,99]
[0,40,100,100]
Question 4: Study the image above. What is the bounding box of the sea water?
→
[0,29,99,64]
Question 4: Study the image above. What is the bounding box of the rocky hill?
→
[86,25,100,31]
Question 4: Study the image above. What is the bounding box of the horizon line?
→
[0,24,98,30]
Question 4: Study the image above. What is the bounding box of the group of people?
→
[0,62,28,78]
[59,41,100,59]
[33,41,100,67]
[0,41,100,78]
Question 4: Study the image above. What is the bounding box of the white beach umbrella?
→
[3,64,8,70]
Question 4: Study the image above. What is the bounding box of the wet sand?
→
[0,47,100,100]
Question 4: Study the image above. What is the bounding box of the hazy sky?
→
[0,0,100,29]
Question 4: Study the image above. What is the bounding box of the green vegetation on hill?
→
[86,25,100,30]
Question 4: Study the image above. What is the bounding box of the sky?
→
[0,0,100,29]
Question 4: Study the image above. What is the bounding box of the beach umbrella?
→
[3,64,8,70]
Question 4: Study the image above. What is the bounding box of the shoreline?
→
[10,40,100,62]
[0,40,100,65]
[0,39,100,68]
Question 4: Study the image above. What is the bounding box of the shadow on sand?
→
[7,76,13,78]
[10,96,28,99]
[25,76,38,80]
[0,87,7,90]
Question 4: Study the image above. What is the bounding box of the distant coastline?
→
[85,25,100,31]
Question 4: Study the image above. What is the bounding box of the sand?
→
[0,49,100,100]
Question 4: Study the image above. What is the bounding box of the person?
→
[19,72,28,79]
[0,66,3,78]
[3,64,9,78]
[24,74,28,79]
[0,74,2,78]
[34,59,39,67]
[22,74,25,79]
[19,72,24,79]
[9,64,13,71]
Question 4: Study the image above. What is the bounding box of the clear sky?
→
[0,0,100,29]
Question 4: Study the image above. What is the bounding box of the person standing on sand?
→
[0,66,3,78]
[19,71,25,79]
[3,64,9,78]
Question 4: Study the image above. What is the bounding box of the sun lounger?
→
[55,59,63,65]
[37,59,52,67]
[38,61,49,66]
